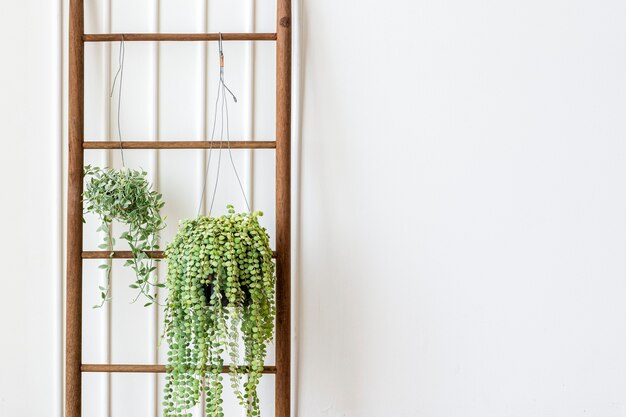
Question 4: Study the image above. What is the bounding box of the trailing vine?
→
[83,165,166,308]
[163,206,275,417]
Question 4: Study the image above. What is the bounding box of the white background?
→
[2,0,626,416]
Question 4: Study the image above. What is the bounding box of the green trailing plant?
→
[83,165,166,308]
[163,205,275,417]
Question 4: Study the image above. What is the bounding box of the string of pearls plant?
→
[163,205,275,417]
[83,165,166,308]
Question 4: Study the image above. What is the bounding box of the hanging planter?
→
[82,40,166,308]
[162,36,274,417]
[83,165,165,307]
[163,205,275,417]
[204,277,252,307]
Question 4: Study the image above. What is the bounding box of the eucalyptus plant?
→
[83,165,166,308]
[163,205,275,417]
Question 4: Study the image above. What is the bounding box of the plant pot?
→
[204,275,252,307]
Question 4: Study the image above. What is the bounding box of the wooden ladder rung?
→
[83,250,164,259]
[81,364,277,374]
[84,33,277,42]
[84,141,276,150]
[82,251,278,259]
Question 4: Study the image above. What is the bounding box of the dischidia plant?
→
[163,205,275,417]
[83,165,166,307]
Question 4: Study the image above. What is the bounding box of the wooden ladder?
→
[65,1,292,416]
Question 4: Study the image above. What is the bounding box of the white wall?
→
[0,1,63,416]
[3,0,626,416]
[297,0,626,416]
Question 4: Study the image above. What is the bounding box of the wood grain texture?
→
[82,250,277,259]
[66,1,84,416]
[275,0,292,416]
[81,364,277,374]
[82,250,165,259]
[83,32,276,42]
[83,140,275,149]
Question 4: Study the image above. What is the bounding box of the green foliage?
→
[83,165,166,308]
[163,205,275,417]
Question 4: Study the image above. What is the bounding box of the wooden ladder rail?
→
[66,0,292,416]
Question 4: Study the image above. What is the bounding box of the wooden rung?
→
[84,33,277,42]
[81,364,277,374]
[82,250,278,259]
[84,141,275,150]
[83,250,164,259]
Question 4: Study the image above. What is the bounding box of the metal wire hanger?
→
[110,35,126,167]
[197,33,251,217]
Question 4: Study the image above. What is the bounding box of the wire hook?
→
[218,32,237,103]
[219,32,224,72]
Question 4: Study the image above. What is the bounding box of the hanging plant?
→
[163,205,275,417]
[83,165,166,307]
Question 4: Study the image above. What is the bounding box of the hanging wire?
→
[222,76,251,213]
[110,36,126,167]
[197,33,251,217]
[197,65,223,217]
